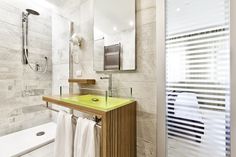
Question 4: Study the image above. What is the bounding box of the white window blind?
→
[166,0,230,157]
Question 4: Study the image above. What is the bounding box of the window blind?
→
[166,0,230,157]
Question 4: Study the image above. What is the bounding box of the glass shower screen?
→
[165,0,230,156]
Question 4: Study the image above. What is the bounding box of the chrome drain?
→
[91,98,99,102]
[36,131,45,136]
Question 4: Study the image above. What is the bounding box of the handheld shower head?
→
[26,9,40,16]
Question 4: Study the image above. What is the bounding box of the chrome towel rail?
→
[45,104,102,127]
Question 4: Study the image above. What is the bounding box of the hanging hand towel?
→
[74,118,100,157]
[54,111,73,157]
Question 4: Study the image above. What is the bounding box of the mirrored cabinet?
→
[93,0,136,72]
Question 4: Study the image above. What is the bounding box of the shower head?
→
[26,9,40,16]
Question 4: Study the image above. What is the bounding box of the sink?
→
[60,94,133,111]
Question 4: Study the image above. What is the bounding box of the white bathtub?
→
[0,122,56,157]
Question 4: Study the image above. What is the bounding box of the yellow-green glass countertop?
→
[60,94,134,112]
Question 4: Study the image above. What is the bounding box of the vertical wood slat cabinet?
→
[102,101,136,157]
[43,95,136,157]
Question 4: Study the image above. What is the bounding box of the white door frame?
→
[230,0,236,156]
[156,0,236,156]
[156,0,166,156]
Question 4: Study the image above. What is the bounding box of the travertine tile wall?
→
[72,0,157,156]
[0,0,52,136]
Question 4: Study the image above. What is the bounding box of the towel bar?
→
[45,104,102,127]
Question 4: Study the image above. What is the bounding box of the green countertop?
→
[60,94,134,112]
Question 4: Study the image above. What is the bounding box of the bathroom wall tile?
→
[74,60,95,77]
[78,21,94,42]
[0,0,52,136]
[21,89,45,97]
[0,1,20,14]
[136,7,156,26]
[136,22,156,53]
[0,47,21,62]
[0,110,52,136]
[22,105,47,114]
[28,37,52,52]
[137,137,156,157]
[0,6,21,26]
[76,41,94,62]
[136,0,156,11]
[137,111,156,143]
[115,81,157,99]
[0,63,22,80]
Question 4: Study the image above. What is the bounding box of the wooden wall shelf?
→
[68,79,96,85]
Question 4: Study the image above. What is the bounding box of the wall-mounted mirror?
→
[93,0,136,72]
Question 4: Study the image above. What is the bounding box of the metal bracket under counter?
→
[45,102,102,127]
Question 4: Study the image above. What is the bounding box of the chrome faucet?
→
[100,74,113,97]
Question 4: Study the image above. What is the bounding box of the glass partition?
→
[165,0,230,156]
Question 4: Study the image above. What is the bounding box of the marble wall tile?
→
[137,137,156,157]
[136,0,156,11]
[0,110,51,136]
[136,7,156,26]
[0,0,52,136]
[137,22,156,53]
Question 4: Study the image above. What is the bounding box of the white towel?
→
[54,111,73,157]
[74,118,100,157]
[174,92,203,122]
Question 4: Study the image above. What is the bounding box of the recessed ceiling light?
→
[113,27,117,31]
[129,21,134,26]
[176,8,181,12]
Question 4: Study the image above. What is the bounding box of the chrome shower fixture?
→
[22,9,40,22]
[22,9,48,73]
[26,9,40,16]
[22,9,40,64]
